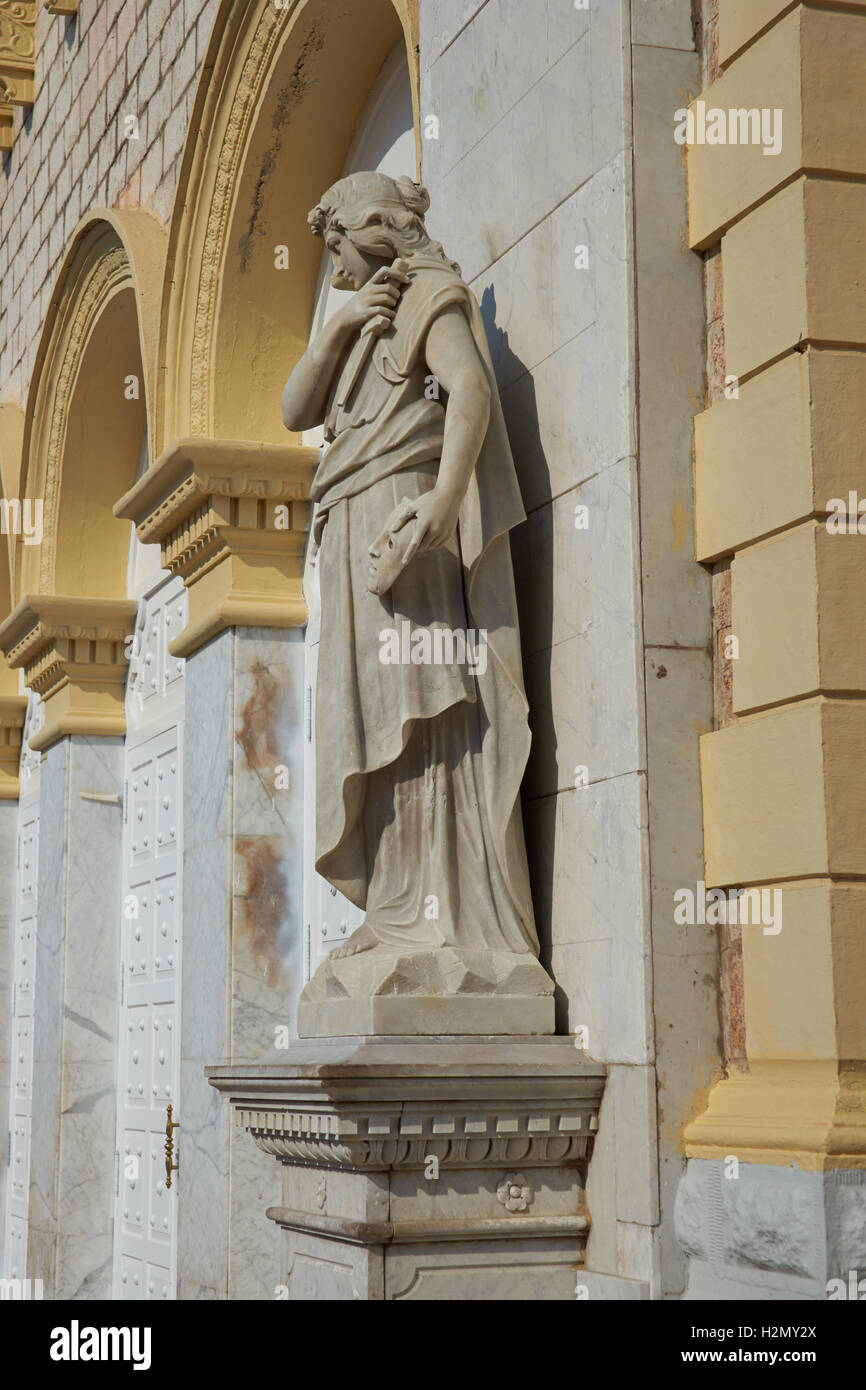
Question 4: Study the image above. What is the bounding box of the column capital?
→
[114,436,318,658]
[0,595,137,751]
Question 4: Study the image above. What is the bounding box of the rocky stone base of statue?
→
[208,1036,605,1300]
[297,947,556,1037]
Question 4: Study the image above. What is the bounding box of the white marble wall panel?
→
[526,771,652,1061]
[420,0,655,1291]
[631,0,696,50]
[632,34,717,1298]
[180,628,302,1301]
[25,741,66,1293]
[230,628,304,1301]
[420,0,490,68]
[27,736,123,1299]
[516,459,645,796]
[0,799,17,1262]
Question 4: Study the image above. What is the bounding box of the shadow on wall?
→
[478,284,558,983]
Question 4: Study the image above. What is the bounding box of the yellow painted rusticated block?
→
[723,178,866,381]
[689,7,866,248]
[719,0,794,67]
[742,881,866,1065]
[731,523,819,713]
[688,10,802,249]
[696,353,808,562]
[720,0,866,67]
[731,522,866,712]
[695,351,866,562]
[700,699,866,886]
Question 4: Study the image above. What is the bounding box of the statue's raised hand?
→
[339,261,410,337]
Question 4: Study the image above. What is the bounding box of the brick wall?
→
[0,0,220,404]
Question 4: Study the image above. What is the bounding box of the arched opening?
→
[0,211,165,753]
[158,0,419,450]
[15,213,163,606]
[53,287,146,596]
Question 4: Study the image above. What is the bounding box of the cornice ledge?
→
[0,594,138,666]
[209,1040,606,1173]
[114,436,319,543]
[265,1207,589,1246]
[168,591,308,659]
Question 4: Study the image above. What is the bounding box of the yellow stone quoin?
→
[694,350,866,563]
[687,6,866,249]
[686,1,866,1170]
[732,522,866,712]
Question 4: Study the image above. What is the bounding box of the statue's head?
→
[308,171,455,290]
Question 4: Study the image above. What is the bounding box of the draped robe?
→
[310,256,540,958]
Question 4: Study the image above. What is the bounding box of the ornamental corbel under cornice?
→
[0,594,137,751]
[114,437,319,658]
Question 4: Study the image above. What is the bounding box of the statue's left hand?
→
[398,488,461,561]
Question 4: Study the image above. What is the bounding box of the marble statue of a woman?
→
[282,172,554,1035]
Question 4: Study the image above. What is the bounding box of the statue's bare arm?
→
[281,266,409,432]
[398,305,491,560]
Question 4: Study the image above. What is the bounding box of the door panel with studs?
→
[113,725,182,1301]
[112,573,185,1301]
[2,789,40,1279]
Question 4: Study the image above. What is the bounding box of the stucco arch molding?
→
[0,208,165,753]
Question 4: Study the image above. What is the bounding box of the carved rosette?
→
[0,1,36,144]
[114,437,317,658]
[0,596,137,751]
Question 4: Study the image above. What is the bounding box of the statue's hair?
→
[308,172,460,272]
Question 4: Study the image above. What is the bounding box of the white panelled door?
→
[2,693,42,1281]
[112,574,185,1300]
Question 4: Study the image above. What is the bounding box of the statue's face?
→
[325,229,386,292]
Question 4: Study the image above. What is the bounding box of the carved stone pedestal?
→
[208,1036,605,1300]
[298,948,556,1037]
